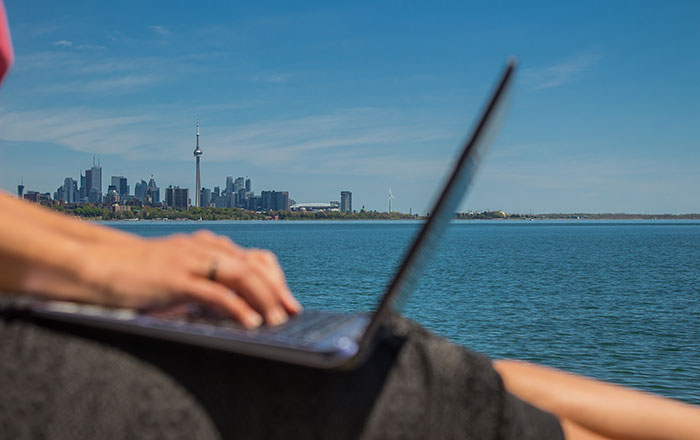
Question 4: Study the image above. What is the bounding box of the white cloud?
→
[522,53,601,90]
[148,25,170,36]
[0,105,454,181]
[0,108,155,155]
[52,40,73,47]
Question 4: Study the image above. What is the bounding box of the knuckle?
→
[195,229,216,239]
[217,235,235,248]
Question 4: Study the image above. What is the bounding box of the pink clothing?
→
[0,0,13,85]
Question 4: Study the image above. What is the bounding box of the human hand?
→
[56,230,301,328]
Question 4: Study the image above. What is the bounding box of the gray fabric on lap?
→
[0,311,564,440]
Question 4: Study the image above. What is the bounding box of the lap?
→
[0,310,563,440]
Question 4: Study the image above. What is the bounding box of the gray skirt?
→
[0,310,564,440]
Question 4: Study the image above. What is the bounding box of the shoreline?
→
[44,205,700,222]
[93,216,700,222]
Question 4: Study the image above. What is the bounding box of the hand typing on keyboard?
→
[81,230,302,328]
[0,191,301,329]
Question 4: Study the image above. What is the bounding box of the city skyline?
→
[18,153,357,212]
[1,2,699,214]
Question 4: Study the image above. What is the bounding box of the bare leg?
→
[494,359,700,440]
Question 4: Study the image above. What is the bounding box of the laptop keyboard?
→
[39,301,362,347]
[176,309,356,345]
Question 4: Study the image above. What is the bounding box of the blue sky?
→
[0,1,698,214]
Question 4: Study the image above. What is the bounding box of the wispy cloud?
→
[44,74,164,94]
[53,40,73,47]
[250,73,291,83]
[522,53,601,90]
[0,105,454,180]
[148,25,170,36]
[0,108,155,156]
[13,49,204,96]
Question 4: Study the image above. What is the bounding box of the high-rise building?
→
[91,159,102,202]
[87,188,100,204]
[79,172,87,201]
[225,177,234,194]
[62,177,78,203]
[247,196,261,211]
[105,185,119,204]
[274,191,290,211]
[111,176,129,197]
[85,169,92,195]
[165,186,189,209]
[134,179,148,202]
[193,120,203,207]
[261,190,290,211]
[85,158,102,203]
[233,177,245,194]
[54,186,63,202]
[24,191,40,203]
[261,190,272,211]
[245,178,251,192]
[17,182,24,198]
[147,177,160,205]
[200,188,211,207]
[340,191,352,213]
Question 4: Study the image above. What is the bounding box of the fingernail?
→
[247,313,263,328]
[268,308,287,326]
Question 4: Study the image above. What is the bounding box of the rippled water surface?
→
[108,220,700,404]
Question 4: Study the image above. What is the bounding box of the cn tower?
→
[193,120,203,207]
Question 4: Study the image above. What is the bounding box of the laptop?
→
[22,60,517,370]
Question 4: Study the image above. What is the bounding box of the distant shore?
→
[43,204,700,222]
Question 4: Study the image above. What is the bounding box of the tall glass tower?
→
[194,120,203,207]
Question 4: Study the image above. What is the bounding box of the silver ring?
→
[207,258,218,281]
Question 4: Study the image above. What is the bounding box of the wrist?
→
[20,236,100,303]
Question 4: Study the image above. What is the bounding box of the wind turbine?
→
[388,187,395,213]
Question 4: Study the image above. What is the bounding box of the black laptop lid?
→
[360,60,517,345]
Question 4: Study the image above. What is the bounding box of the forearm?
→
[494,359,700,440]
[0,208,95,301]
[0,191,139,245]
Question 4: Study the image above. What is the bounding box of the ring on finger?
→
[207,258,219,281]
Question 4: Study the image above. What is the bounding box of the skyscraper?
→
[340,191,352,213]
[261,190,290,211]
[79,172,87,201]
[193,120,203,207]
[233,177,245,193]
[165,186,189,209]
[134,179,148,202]
[111,176,128,197]
[147,176,160,205]
[62,177,78,203]
[17,181,24,198]
[200,188,211,207]
[86,158,102,204]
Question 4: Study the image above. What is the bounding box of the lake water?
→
[107,220,700,405]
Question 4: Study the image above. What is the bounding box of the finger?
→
[233,268,287,325]
[192,230,243,256]
[178,277,263,328]
[249,250,302,314]
[172,247,281,324]
[187,234,298,324]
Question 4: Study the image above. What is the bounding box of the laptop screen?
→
[361,60,517,344]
